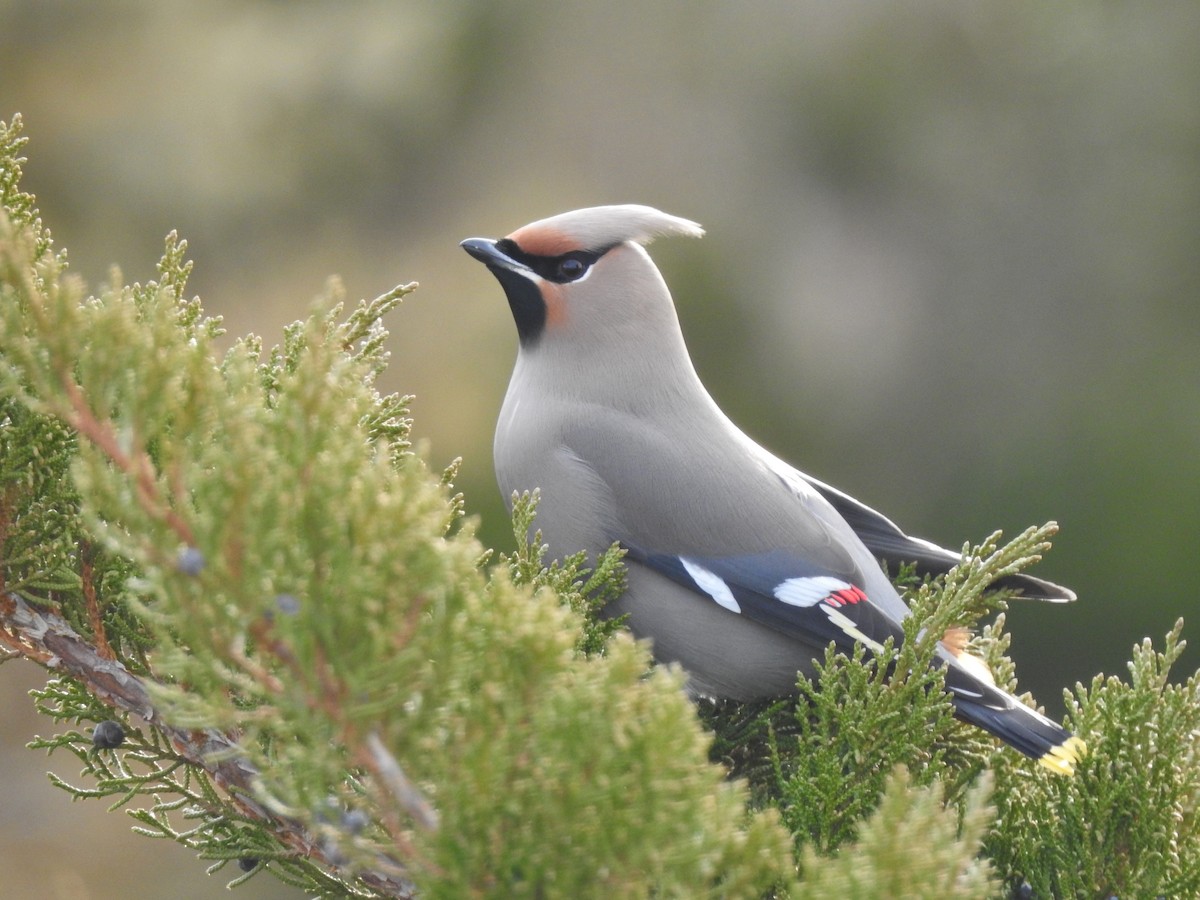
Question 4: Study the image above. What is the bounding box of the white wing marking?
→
[822,605,886,653]
[680,558,741,614]
[773,575,853,608]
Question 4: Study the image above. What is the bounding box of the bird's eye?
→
[556,257,588,282]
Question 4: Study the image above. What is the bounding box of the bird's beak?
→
[460,237,531,274]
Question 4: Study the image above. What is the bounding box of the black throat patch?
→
[490,264,547,346]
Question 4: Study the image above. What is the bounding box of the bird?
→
[461,204,1085,775]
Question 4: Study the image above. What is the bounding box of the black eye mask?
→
[494,238,610,284]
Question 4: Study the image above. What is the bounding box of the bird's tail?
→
[946,670,1086,776]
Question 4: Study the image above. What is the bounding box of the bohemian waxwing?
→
[462,204,1084,774]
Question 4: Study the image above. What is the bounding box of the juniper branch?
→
[0,589,419,899]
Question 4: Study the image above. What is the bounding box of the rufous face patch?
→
[540,282,568,329]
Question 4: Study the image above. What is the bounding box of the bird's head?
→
[461,205,704,352]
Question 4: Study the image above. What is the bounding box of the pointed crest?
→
[507,205,704,256]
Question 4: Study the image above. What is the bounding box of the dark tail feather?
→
[803,475,1078,602]
[948,677,1086,775]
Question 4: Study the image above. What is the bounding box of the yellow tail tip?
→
[1038,736,1088,776]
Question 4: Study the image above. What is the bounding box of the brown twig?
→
[364,732,440,832]
[57,375,196,547]
[0,500,51,662]
[79,541,115,660]
[246,611,439,872]
[0,590,418,899]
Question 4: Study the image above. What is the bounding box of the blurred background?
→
[2,1,1197,896]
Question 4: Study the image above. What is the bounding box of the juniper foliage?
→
[3,114,1199,898]
[0,114,793,898]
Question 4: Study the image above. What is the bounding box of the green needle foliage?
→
[3,114,1199,898]
[0,114,792,899]
[989,618,1200,898]
[767,530,1051,856]
[502,488,629,658]
[792,767,997,898]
